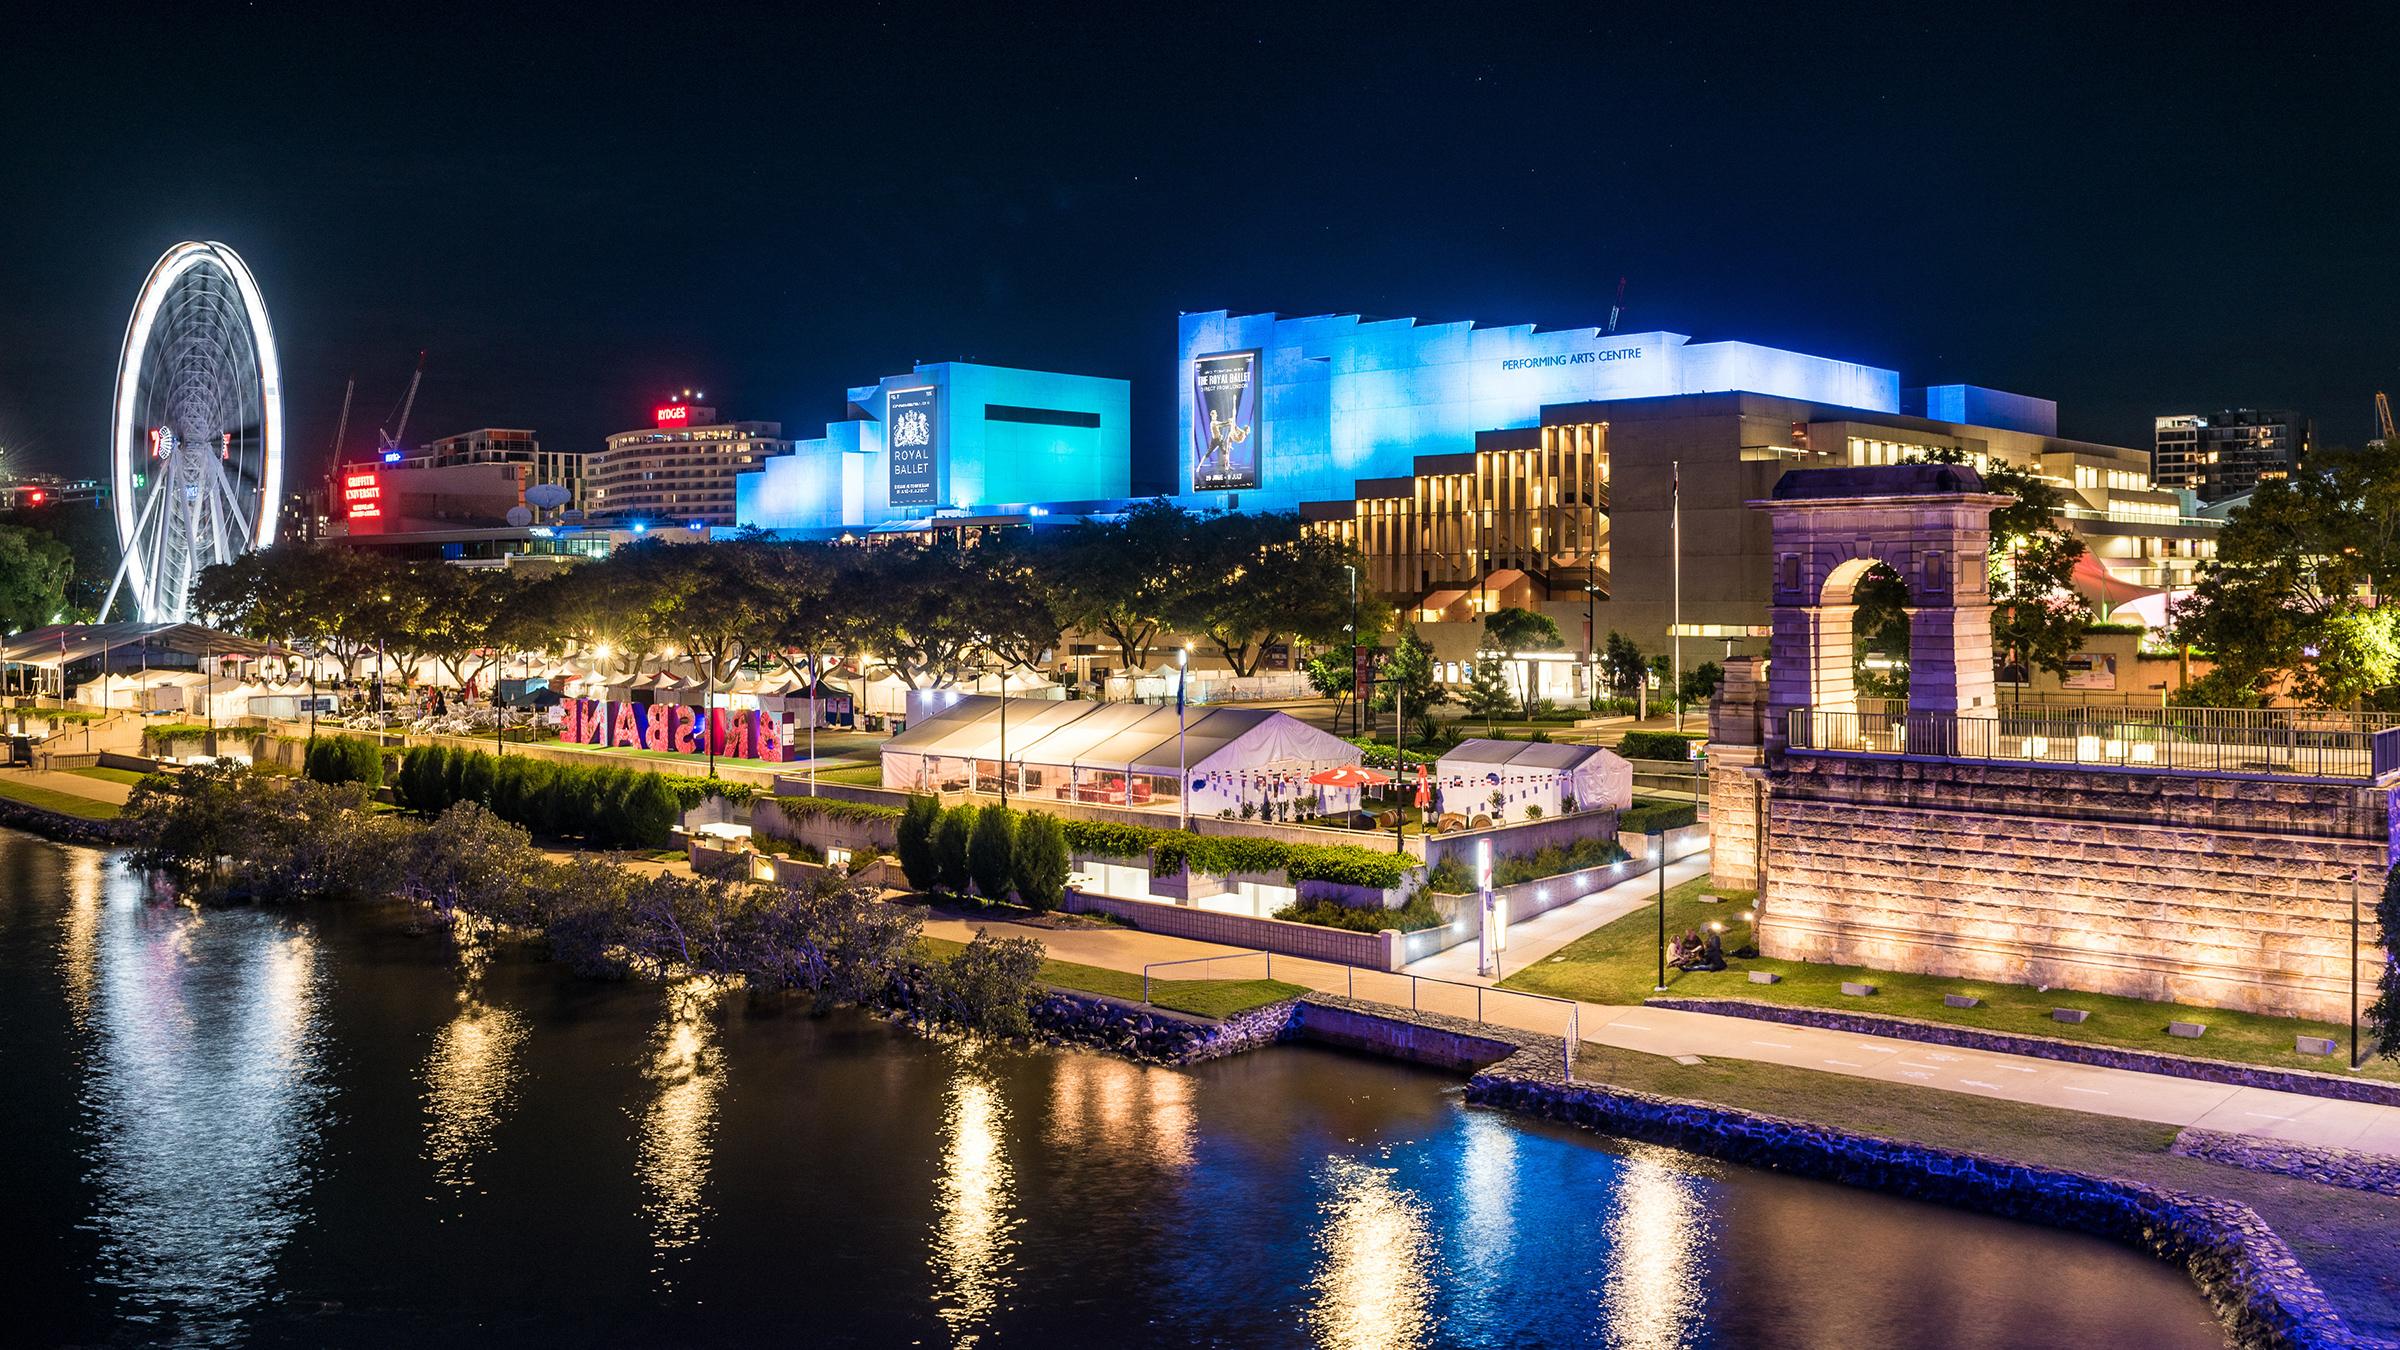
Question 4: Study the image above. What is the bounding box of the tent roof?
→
[1,622,281,668]
[883,695,1359,776]
[1436,737,1615,773]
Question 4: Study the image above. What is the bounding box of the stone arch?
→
[1754,464,2012,749]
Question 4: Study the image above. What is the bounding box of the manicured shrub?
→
[1274,894,1447,933]
[895,794,941,889]
[621,772,681,850]
[1618,800,1699,836]
[1010,812,1070,913]
[454,749,495,806]
[932,805,976,895]
[1616,730,1700,762]
[967,802,1017,902]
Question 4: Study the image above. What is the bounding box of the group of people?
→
[1668,926,1727,972]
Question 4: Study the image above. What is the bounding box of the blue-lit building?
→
[1175,310,1900,513]
[737,362,1130,533]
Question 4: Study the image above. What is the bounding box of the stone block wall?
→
[1706,749,1766,890]
[1761,754,2390,1021]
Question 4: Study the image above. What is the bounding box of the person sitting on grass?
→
[1694,928,1727,972]
[1668,928,1702,970]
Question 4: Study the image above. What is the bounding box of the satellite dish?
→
[506,505,534,527]
[525,483,571,510]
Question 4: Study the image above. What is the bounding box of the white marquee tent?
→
[1431,738,1632,824]
[882,695,1365,816]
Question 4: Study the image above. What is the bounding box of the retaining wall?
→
[1763,754,2391,1021]
[1061,889,1404,969]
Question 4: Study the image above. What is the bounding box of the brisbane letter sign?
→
[558,697,787,762]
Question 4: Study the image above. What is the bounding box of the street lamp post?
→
[1652,829,1669,992]
[1176,645,1190,830]
[705,660,717,780]
[1585,563,1599,713]
[1345,563,1359,737]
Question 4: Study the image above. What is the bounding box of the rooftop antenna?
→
[1606,277,1626,334]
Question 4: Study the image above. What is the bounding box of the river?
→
[0,827,2227,1348]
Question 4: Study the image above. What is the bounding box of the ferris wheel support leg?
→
[99,468,174,622]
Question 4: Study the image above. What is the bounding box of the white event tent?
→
[881,695,1365,817]
[1431,738,1633,824]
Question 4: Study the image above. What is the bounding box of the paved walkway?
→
[919,855,2400,1155]
[0,767,135,806]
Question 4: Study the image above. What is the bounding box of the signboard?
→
[558,698,788,762]
[1189,349,1260,491]
[654,404,690,426]
[887,385,942,506]
[2061,652,2118,691]
[341,471,381,520]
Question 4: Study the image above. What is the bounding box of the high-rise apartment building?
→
[2152,409,2312,503]
[590,400,790,526]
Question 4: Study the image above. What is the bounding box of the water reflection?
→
[422,939,529,1198]
[637,977,725,1280]
[1307,1156,1438,1350]
[1453,1109,1519,1294]
[1045,1051,1196,1169]
[1597,1148,1710,1350]
[73,866,330,1346]
[57,848,106,1027]
[931,1053,1019,1346]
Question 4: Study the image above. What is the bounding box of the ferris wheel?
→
[102,241,285,623]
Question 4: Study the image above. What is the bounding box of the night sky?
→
[4,3,2396,493]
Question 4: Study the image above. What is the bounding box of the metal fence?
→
[1140,950,1277,1002]
[1792,704,2399,780]
[1338,967,1580,1079]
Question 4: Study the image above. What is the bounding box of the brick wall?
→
[1762,754,2390,1020]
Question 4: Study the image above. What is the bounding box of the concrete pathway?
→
[918,856,2400,1155]
[0,767,134,806]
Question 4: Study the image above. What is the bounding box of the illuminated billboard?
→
[887,385,942,506]
[341,470,381,520]
[1190,349,1260,491]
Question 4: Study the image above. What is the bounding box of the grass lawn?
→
[1504,872,2398,1083]
[1572,1046,2400,1339]
[67,766,151,787]
[919,935,1304,1019]
[0,777,123,820]
[802,761,886,787]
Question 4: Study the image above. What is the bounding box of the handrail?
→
[1789,705,2389,780]
[1141,949,1273,1003]
[1339,965,1580,1080]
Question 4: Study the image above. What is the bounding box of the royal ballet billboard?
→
[558,698,787,761]
[1189,349,1260,491]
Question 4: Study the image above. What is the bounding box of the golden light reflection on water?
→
[637,977,724,1278]
[1598,1148,1708,1350]
[1307,1157,1437,1350]
[423,942,528,1197]
[58,850,106,1027]
[1045,1052,1195,1169]
[932,1055,1019,1346]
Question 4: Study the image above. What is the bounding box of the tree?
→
[1169,515,1362,676]
[932,804,976,895]
[620,772,681,849]
[967,802,1017,902]
[1459,655,1515,733]
[1600,631,1647,700]
[845,542,997,689]
[1010,812,1070,913]
[895,794,941,890]
[2173,441,2400,708]
[2370,867,2400,1060]
[1049,499,1202,675]
[1483,606,1563,716]
[1915,448,2094,696]
[412,566,522,693]
[1369,627,1446,742]
[745,872,922,1005]
[0,524,72,632]
[922,930,1046,1039]
[1677,660,1726,711]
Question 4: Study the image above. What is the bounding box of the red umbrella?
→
[1308,765,1392,789]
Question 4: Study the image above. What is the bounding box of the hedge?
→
[772,794,907,825]
[389,742,726,850]
[140,723,214,751]
[1273,894,1447,933]
[1615,730,1703,762]
[1057,813,1415,890]
[1618,799,1699,836]
[304,735,384,789]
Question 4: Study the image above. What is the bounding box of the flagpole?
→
[1671,458,1682,733]
[1176,645,1190,830]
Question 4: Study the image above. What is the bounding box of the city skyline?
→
[3,5,2396,491]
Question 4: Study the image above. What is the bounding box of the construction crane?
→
[2377,391,2395,443]
[1606,277,1626,334]
[328,376,355,466]
[377,350,426,456]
